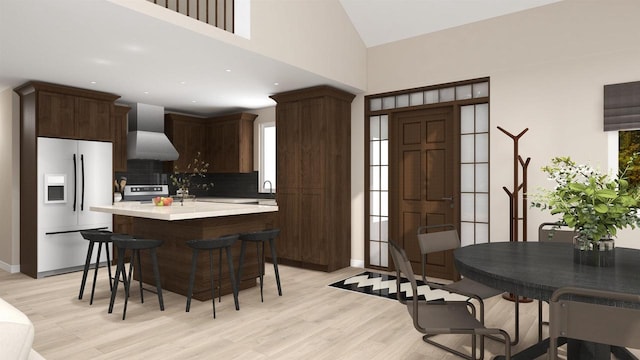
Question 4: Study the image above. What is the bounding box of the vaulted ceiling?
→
[0,0,561,115]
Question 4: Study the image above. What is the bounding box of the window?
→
[259,122,276,193]
[618,130,640,186]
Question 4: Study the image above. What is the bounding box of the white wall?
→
[0,88,20,272]
[108,0,367,92]
[365,0,640,248]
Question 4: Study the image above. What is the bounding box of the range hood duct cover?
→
[127,103,179,161]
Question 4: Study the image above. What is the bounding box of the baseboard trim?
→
[0,260,20,273]
[350,259,364,268]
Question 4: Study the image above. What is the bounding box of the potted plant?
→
[169,152,214,205]
[531,156,640,266]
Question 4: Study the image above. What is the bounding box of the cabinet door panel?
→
[276,102,301,189]
[166,115,206,172]
[112,105,129,172]
[300,98,325,190]
[300,189,325,266]
[75,98,112,141]
[210,120,239,172]
[275,191,301,261]
[37,91,75,138]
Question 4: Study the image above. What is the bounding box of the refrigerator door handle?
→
[72,154,77,212]
[81,154,85,211]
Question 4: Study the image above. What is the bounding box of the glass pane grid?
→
[459,101,489,246]
[367,81,487,111]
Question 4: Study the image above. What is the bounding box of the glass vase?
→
[573,235,615,267]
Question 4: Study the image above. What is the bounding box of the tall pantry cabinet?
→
[270,86,354,272]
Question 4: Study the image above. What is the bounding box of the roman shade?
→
[604,81,640,131]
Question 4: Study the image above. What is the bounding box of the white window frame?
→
[258,121,276,194]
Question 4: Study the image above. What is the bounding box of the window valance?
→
[604,81,640,131]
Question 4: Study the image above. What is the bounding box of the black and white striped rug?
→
[328,271,467,301]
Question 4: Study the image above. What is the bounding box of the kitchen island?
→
[91,201,278,301]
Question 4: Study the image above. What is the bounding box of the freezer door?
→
[77,140,113,227]
[38,137,79,228]
[37,228,111,276]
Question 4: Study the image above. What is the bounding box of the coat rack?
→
[498,126,532,306]
[497,126,530,243]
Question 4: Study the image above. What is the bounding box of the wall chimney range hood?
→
[127,103,179,161]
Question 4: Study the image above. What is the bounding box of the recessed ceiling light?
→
[180,81,186,85]
[144,91,149,94]
[274,82,279,86]
[191,100,197,103]
[225,69,231,73]
[90,81,97,84]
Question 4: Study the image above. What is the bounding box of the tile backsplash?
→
[115,160,269,199]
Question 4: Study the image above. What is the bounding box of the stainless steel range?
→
[122,185,169,202]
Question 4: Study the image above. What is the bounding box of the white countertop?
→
[90,201,278,221]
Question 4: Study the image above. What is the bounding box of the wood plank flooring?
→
[0,265,634,359]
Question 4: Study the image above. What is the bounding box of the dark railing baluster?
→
[148,0,234,33]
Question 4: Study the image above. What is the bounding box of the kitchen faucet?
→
[263,180,273,197]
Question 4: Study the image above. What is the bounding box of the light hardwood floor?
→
[0,264,628,359]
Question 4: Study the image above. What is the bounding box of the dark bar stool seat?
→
[108,236,164,320]
[186,234,240,319]
[78,230,118,305]
[237,228,282,302]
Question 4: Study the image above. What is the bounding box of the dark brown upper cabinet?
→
[112,105,130,172]
[15,82,119,142]
[207,112,257,173]
[164,113,207,173]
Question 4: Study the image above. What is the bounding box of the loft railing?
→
[147,0,234,33]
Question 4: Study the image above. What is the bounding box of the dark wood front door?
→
[393,107,459,280]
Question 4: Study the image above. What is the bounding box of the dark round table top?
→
[453,242,640,302]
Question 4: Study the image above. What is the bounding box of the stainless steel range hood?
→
[127,103,179,161]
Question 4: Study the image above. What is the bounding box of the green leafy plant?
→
[169,152,214,196]
[531,156,640,243]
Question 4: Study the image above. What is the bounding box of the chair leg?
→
[186,249,198,312]
[78,241,95,300]
[89,242,103,305]
[236,241,247,290]
[108,247,125,314]
[105,242,113,291]
[218,248,222,303]
[257,242,264,302]
[225,246,240,311]
[150,248,164,311]
[549,336,558,359]
[268,238,282,296]
[538,300,543,342]
[123,250,136,320]
[209,249,216,319]
[136,249,144,303]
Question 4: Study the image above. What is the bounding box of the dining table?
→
[453,241,640,360]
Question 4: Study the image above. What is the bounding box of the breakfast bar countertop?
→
[90,201,278,221]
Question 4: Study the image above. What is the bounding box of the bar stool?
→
[186,234,240,319]
[108,236,164,320]
[237,228,282,302]
[78,230,120,305]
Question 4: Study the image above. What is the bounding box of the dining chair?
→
[417,224,519,346]
[548,286,640,359]
[537,222,576,342]
[389,239,511,360]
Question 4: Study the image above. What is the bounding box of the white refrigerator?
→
[37,137,113,277]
